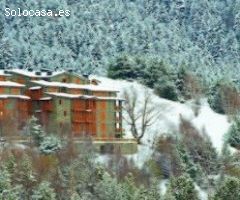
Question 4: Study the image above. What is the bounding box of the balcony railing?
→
[115,116,122,122]
[115,128,123,132]
[114,106,122,111]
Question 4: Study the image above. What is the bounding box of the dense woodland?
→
[1,0,240,199]
[0,0,240,82]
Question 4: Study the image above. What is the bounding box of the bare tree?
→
[123,87,157,144]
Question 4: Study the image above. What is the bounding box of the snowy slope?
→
[91,76,231,166]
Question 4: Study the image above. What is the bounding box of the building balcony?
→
[114,106,122,111]
[115,128,123,133]
[115,116,122,122]
[72,119,94,123]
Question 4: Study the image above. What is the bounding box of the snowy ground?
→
[91,76,231,199]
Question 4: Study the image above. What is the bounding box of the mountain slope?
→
[1,0,240,81]
[92,76,231,166]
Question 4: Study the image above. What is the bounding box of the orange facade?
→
[72,99,97,137]
[0,98,30,135]
[29,89,43,100]
[0,76,6,81]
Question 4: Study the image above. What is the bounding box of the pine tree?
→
[0,166,22,199]
[95,173,128,200]
[136,183,162,200]
[0,38,13,69]
[25,116,45,146]
[177,143,199,181]
[145,179,162,200]
[208,79,238,114]
[154,77,178,101]
[107,55,140,80]
[179,118,219,175]
[32,181,56,200]
[175,65,195,101]
[14,154,36,199]
[142,59,167,88]
[70,192,81,200]
[0,168,11,194]
[212,177,240,200]
[39,135,62,155]
[166,174,199,200]
[226,114,240,149]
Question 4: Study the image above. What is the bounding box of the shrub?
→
[165,174,199,200]
[32,181,56,200]
[208,80,240,114]
[212,177,240,200]
[179,117,219,175]
[107,55,141,80]
[39,135,62,155]
[226,115,240,149]
[154,78,178,101]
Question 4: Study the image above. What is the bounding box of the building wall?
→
[67,88,84,95]
[95,100,118,139]
[0,76,6,81]
[50,73,88,84]
[70,75,88,84]
[92,91,116,97]
[106,100,116,138]
[48,97,72,134]
[71,99,96,137]
[28,88,43,100]
[11,74,30,85]
[0,87,22,95]
[46,87,59,93]
[0,98,29,136]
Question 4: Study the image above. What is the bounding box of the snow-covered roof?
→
[0,95,30,100]
[45,92,124,101]
[90,78,101,84]
[8,69,88,82]
[97,97,125,101]
[0,70,11,76]
[29,86,42,90]
[31,80,119,92]
[39,97,52,101]
[9,69,65,78]
[45,92,97,99]
[0,81,25,87]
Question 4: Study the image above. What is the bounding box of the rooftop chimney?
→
[82,73,89,79]
[67,69,74,73]
[47,71,53,76]
[35,71,41,76]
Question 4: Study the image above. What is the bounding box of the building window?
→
[64,111,67,116]
[59,87,67,93]
[62,78,67,83]
[59,99,62,105]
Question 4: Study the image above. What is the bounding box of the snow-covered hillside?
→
[91,76,231,167]
[91,76,233,200]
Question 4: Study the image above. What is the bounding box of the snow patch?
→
[191,100,230,151]
[195,184,208,200]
